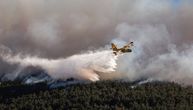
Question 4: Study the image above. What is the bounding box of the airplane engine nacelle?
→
[122,49,132,53]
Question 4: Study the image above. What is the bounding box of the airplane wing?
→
[123,45,129,49]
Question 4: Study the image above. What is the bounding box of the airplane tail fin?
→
[111,43,118,55]
[111,43,118,51]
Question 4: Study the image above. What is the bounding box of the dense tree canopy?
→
[0,81,193,110]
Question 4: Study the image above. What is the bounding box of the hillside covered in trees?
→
[0,80,193,110]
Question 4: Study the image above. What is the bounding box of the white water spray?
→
[0,49,118,81]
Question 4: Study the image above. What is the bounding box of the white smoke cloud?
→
[116,23,193,85]
[27,19,60,48]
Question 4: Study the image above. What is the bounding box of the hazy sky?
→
[0,0,192,58]
[1,0,193,84]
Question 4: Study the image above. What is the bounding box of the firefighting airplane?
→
[111,42,134,55]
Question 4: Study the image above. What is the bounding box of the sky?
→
[172,0,181,6]
[171,0,193,8]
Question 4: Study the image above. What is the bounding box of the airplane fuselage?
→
[111,42,133,55]
[117,49,132,53]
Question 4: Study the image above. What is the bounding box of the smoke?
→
[0,0,193,85]
[0,48,117,81]
[116,24,193,85]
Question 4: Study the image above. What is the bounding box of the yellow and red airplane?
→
[111,42,134,55]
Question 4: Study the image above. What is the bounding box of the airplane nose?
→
[131,42,134,46]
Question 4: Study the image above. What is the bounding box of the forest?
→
[0,80,193,110]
